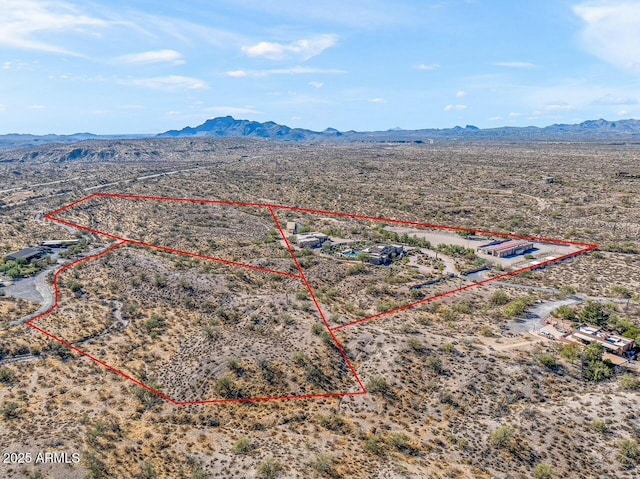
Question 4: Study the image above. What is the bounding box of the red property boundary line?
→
[27,193,597,406]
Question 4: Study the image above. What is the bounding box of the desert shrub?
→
[214,376,239,399]
[0,367,16,384]
[480,326,494,337]
[426,356,444,374]
[582,342,604,362]
[367,375,390,395]
[591,419,608,434]
[534,464,555,479]
[560,344,581,364]
[504,298,534,318]
[407,337,426,354]
[192,468,210,479]
[140,462,157,479]
[228,359,244,376]
[293,352,309,366]
[85,452,109,479]
[134,383,162,409]
[204,325,221,341]
[347,263,367,275]
[309,454,337,477]
[618,439,640,469]
[558,286,577,298]
[256,458,283,479]
[538,354,558,370]
[553,305,576,321]
[1,401,20,419]
[620,375,640,391]
[385,432,413,453]
[144,315,166,338]
[232,438,255,455]
[440,343,456,355]
[68,280,83,293]
[452,302,472,315]
[363,436,385,455]
[584,360,613,382]
[579,301,609,327]
[318,414,346,432]
[258,359,277,385]
[490,425,516,449]
[376,300,399,313]
[490,291,511,306]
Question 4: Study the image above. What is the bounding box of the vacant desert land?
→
[1,140,640,479]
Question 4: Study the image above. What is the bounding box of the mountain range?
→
[158,116,640,143]
[2,117,640,149]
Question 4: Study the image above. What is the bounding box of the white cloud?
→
[369,98,387,104]
[203,106,262,116]
[574,1,640,73]
[166,111,182,117]
[509,112,523,118]
[456,90,466,98]
[0,0,111,55]
[115,49,185,66]
[308,81,324,88]
[126,75,208,91]
[225,66,346,78]
[29,104,46,110]
[0,104,5,113]
[416,63,440,71]
[619,109,630,116]
[492,61,536,69]
[444,104,468,111]
[226,70,249,78]
[544,102,574,112]
[489,116,503,121]
[241,34,338,61]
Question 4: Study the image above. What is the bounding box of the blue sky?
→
[1,0,640,134]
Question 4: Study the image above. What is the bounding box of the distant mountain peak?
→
[158,116,328,141]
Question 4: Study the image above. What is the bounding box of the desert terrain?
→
[1,139,640,478]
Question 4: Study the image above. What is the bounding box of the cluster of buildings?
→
[293,232,330,249]
[286,222,407,266]
[478,239,535,258]
[362,244,406,265]
[568,325,636,357]
[4,239,80,264]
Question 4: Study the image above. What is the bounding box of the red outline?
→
[26,193,597,406]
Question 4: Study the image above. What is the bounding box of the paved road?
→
[6,269,59,327]
[7,244,114,327]
[507,298,583,334]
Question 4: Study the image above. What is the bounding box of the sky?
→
[1,0,640,134]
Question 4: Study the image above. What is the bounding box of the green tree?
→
[560,344,581,364]
[583,342,604,362]
[579,302,609,327]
